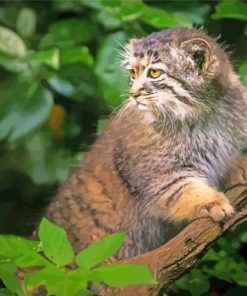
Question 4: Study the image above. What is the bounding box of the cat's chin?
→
[137,102,148,111]
[144,112,156,123]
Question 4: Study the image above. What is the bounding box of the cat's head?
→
[122,27,231,122]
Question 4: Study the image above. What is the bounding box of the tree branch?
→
[105,158,247,296]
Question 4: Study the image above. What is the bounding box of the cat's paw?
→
[168,179,235,222]
[196,192,234,222]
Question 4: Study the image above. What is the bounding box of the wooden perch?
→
[105,158,247,296]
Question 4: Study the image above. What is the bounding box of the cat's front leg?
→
[155,177,234,222]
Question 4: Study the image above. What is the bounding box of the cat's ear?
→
[181,38,211,70]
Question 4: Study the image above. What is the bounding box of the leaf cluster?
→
[0,218,155,296]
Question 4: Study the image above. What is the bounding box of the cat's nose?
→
[129,87,145,99]
[129,91,139,99]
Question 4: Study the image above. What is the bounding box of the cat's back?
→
[45,108,159,253]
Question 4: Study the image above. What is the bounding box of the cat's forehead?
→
[124,29,179,69]
[123,27,216,69]
[124,38,170,69]
[125,49,161,70]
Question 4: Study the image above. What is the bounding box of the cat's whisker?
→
[114,99,135,122]
[119,94,129,98]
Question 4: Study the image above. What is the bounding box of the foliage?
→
[170,224,247,295]
[0,0,247,295]
[0,218,156,295]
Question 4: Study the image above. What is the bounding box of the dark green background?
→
[0,0,247,295]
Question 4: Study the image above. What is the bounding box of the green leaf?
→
[48,75,77,97]
[0,79,53,143]
[53,0,85,13]
[203,249,220,261]
[0,236,46,267]
[0,25,27,57]
[0,51,30,74]
[97,119,108,133]
[61,46,94,67]
[0,289,16,296]
[16,7,36,38]
[239,60,247,87]
[48,75,91,101]
[25,265,64,293]
[76,232,126,270]
[38,218,74,267]
[95,31,129,107]
[142,6,192,28]
[232,271,247,286]
[97,9,122,29]
[212,0,247,21]
[39,19,96,49]
[174,269,209,296]
[80,0,102,10]
[0,262,22,295]
[26,265,89,296]
[102,0,121,8]
[32,48,60,70]
[165,2,210,25]
[15,130,72,185]
[121,0,144,22]
[89,263,157,287]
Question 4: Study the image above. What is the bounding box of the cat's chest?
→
[130,125,232,180]
[164,127,235,183]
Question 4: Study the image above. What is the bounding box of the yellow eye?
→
[149,69,161,78]
[129,69,136,80]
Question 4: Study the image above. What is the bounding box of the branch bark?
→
[105,158,247,296]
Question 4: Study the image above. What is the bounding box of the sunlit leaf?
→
[32,48,60,70]
[0,51,30,74]
[39,218,74,267]
[16,7,36,38]
[26,265,89,296]
[0,236,46,267]
[89,263,157,287]
[76,232,126,269]
[25,265,64,293]
[0,262,22,295]
[0,25,27,57]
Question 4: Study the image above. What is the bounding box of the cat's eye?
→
[129,69,136,80]
[148,69,162,79]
